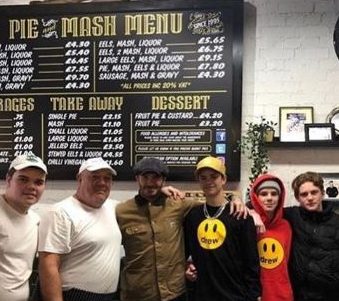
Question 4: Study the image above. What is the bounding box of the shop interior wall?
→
[0,0,338,210]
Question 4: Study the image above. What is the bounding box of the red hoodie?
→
[250,174,293,301]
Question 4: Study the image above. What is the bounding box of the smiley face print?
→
[197,218,226,250]
[258,237,284,269]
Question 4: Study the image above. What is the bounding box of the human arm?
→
[39,252,63,301]
[245,201,266,233]
[241,217,262,301]
[161,185,185,200]
[229,194,249,219]
[38,205,73,301]
[184,211,198,282]
[248,209,266,234]
[185,260,198,282]
[282,206,294,223]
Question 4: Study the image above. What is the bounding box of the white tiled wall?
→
[242,0,339,205]
[0,0,338,207]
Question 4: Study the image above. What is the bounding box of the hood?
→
[250,173,286,227]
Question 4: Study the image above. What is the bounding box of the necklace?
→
[203,200,228,219]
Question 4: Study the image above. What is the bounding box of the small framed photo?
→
[326,106,339,135]
[319,173,339,200]
[305,123,335,142]
[279,107,314,142]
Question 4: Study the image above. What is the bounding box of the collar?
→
[135,193,167,206]
[300,201,334,222]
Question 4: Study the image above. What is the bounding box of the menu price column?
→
[13,113,35,157]
[102,113,124,167]
[196,36,226,80]
[64,40,91,91]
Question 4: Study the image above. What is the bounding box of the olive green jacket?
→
[116,194,195,301]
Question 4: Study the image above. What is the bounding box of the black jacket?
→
[284,203,339,301]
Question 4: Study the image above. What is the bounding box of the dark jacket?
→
[284,203,339,301]
[250,174,293,301]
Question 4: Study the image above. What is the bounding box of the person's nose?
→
[305,193,313,201]
[26,181,37,190]
[265,195,273,202]
[145,178,156,185]
[268,192,275,199]
[97,177,109,186]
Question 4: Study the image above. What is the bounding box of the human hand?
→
[229,195,248,219]
[161,185,185,200]
[185,262,198,282]
[249,209,266,234]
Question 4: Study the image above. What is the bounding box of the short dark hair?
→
[6,168,16,178]
[291,171,324,199]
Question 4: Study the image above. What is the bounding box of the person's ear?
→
[5,174,12,185]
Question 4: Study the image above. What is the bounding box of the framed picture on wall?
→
[279,107,314,142]
[326,106,339,135]
[319,173,339,200]
[305,123,335,141]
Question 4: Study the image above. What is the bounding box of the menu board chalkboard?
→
[0,0,243,180]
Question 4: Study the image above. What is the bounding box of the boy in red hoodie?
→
[250,174,293,301]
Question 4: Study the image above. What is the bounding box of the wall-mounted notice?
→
[0,0,243,180]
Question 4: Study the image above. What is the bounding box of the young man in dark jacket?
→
[285,171,339,301]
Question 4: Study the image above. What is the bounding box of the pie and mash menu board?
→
[0,0,243,180]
